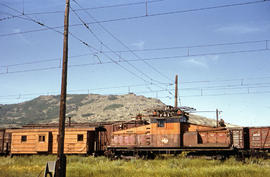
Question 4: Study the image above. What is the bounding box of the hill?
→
[0,93,234,128]
[0,94,164,127]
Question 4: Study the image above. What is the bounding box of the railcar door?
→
[0,130,4,154]
[87,131,95,154]
[48,132,53,154]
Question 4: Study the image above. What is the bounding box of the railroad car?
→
[249,127,270,150]
[106,107,270,159]
[9,125,107,155]
[0,128,12,155]
[2,119,147,156]
[107,107,231,158]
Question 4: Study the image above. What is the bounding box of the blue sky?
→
[0,0,269,126]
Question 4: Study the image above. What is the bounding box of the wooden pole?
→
[216,109,219,128]
[56,0,70,176]
[175,75,178,108]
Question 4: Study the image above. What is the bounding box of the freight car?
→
[1,119,148,156]
[9,126,105,155]
[106,107,270,159]
[0,128,12,155]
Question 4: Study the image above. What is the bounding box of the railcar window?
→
[39,135,45,142]
[77,134,84,141]
[158,119,165,127]
[21,136,27,142]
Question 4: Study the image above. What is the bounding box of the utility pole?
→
[216,109,219,128]
[56,0,70,176]
[174,75,178,108]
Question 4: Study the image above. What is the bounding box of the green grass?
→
[0,156,269,177]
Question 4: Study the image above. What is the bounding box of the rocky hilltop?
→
[0,94,164,127]
[0,93,234,128]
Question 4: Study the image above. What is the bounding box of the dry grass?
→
[0,155,269,177]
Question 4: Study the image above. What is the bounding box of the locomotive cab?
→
[149,107,188,148]
[109,106,190,150]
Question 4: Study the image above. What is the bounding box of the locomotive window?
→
[157,119,165,127]
[77,134,84,141]
[39,135,45,142]
[21,135,27,142]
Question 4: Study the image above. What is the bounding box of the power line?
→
[180,76,270,85]
[1,81,270,99]
[1,86,270,102]
[180,82,270,91]
[1,47,269,75]
[0,0,164,21]
[70,4,167,86]
[71,0,172,83]
[0,82,173,98]
[0,2,99,52]
[1,39,268,68]
[105,39,269,53]
[179,90,270,98]
[0,3,157,84]
[1,0,269,37]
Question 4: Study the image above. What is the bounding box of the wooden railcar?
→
[0,128,12,155]
[9,126,106,155]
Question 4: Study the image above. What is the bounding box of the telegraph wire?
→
[0,2,151,83]
[0,82,173,98]
[180,82,270,91]
[0,2,168,86]
[0,0,164,21]
[1,39,268,68]
[70,5,167,87]
[71,0,172,83]
[0,53,92,68]
[180,76,270,84]
[1,0,269,37]
[69,7,157,85]
[1,47,269,75]
[0,3,153,84]
[0,2,99,52]
[104,39,269,53]
[1,85,270,100]
[179,90,270,98]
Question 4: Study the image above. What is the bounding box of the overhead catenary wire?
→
[1,47,269,75]
[1,86,270,102]
[71,0,172,83]
[0,82,173,98]
[104,39,269,53]
[69,4,168,87]
[0,0,164,21]
[0,2,98,51]
[0,3,161,84]
[1,81,270,99]
[1,38,268,68]
[1,0,269,37]
[179,90,270,98]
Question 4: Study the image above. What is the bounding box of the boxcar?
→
[249,127,270,149]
